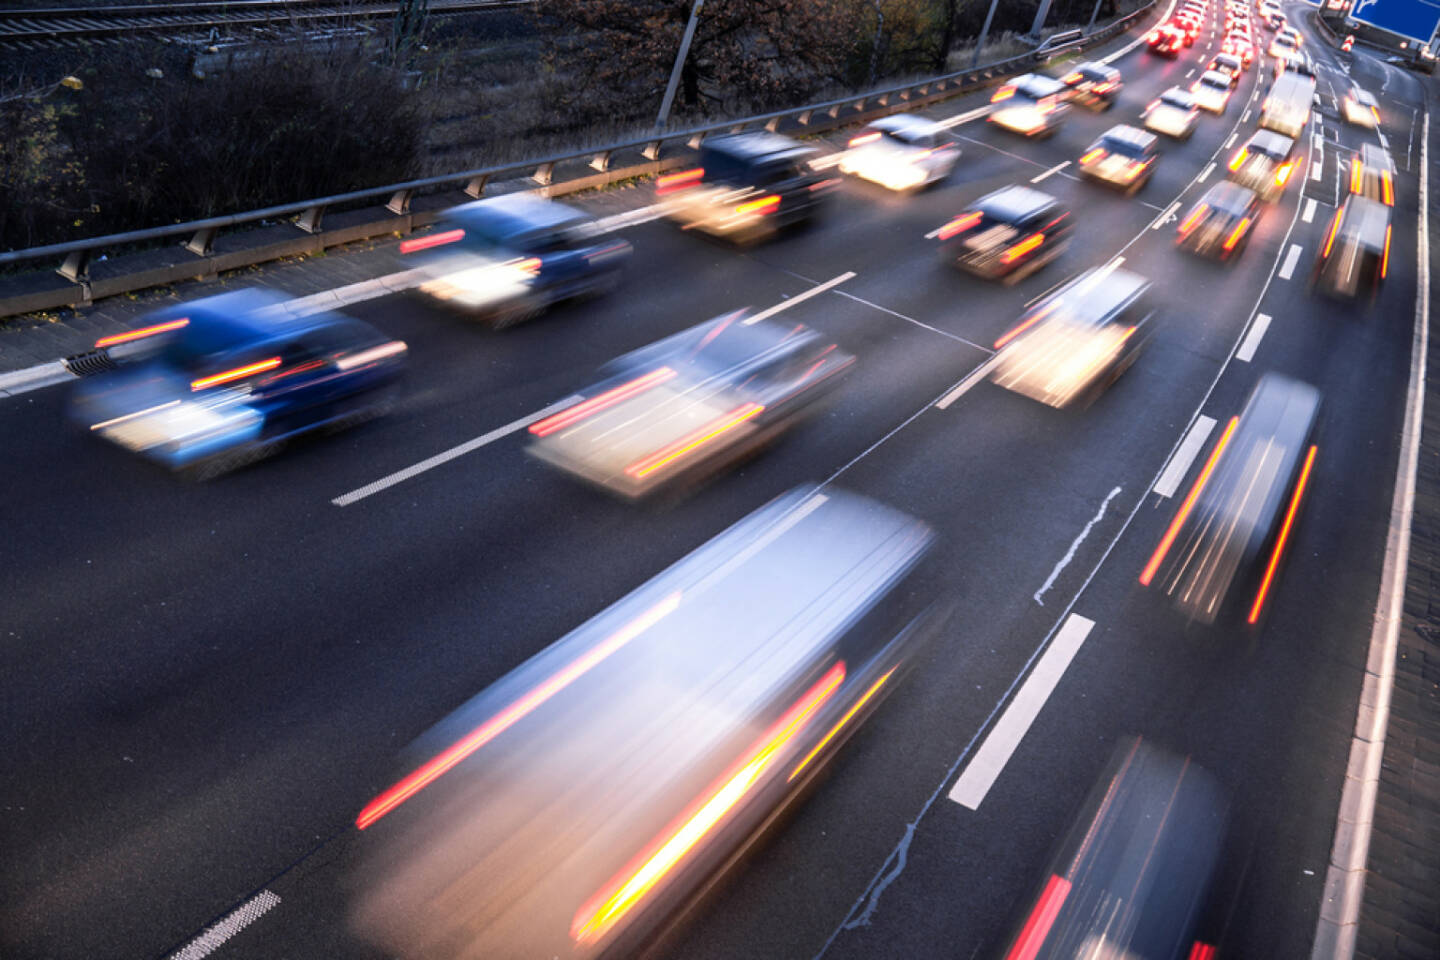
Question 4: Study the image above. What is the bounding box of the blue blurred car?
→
[73,289,406,479]
[402,194,632,328]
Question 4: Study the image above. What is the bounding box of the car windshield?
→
[1200,73,1229,90]
[1101,134,1148,159]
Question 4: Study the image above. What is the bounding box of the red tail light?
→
[1000,233,1045,264]
[1141,416,1239,586]
[96,317,189,349]
[936,211,983,240]
[1178,203,1209,237]
[1321,211,1342,259]
[1004,874,1073,960]
[1247,445,1316,623]
[399,228,464,255]
[528,367,678,437]
[1079,147,1107,165]
[190,357,281,391]
[656,167,704,195]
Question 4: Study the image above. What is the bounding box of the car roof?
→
[702,131,815,163]
[1340,195,1392,248]
[1100,124,1157,151]
[1358,142,1395,169]
[1213,53,1242,66]
[869,113,945,137]
[975,185,1057,223]
[1245,130,1295,158]
[1011,73,1068,98]
[1076,61,1119,80]
[1202,180,1257,214]
[1199,70,1231,85]
[151,290,344,361]
[1045,266,1151,326]
[446,193,591,237]
[1160,86,1197,107]
[1352,86,1378,106]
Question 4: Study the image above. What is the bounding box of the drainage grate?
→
[63,349,119,377]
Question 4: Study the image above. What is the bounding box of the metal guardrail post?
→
[764,116,780,131]
[687,133,704,149]
[385,188,414,215]
[296,205,325,234]
[533,161,555,186]
[641,141,662,160]
[589,151,612,172]
[464,174,488,198]
[58,249,90,282]
[797,110,813,125]
[184,226,217,256]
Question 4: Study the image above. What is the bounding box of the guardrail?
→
[0,0,1157,319]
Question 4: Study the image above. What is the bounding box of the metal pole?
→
[1029,0,1055,39]
[1086,0,1104,34]
[971,0,1001,68]
[655,0,705,133]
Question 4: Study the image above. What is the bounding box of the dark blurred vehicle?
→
[1077,125,1159,194]
[349,484,946,960]
[989,73,1071,137]
[403,194,632,328]
[657,132,836,244]
[1226,129,1298,202]
[1146,23,1186,57]
[837,114,960,192]
[935,185,1073,284]
[1176,181,1261,260]
[1315,195,1392,300]
[989,265,1153,408]
[1349,143,1395,206]
[1207,52,1244,84]
[73,290,405,480]
[1341,86,1380,128]
[1191,70,1234,113]
[1142,86,1200,140]
[1058,61,1123,110]
[998,737,1226,960]
[1140,373,1320,624]
[526,312,854,499]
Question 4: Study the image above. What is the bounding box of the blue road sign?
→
[1351,0,1440,43]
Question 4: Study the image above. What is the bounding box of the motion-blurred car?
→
[350,484,946,960]
[1341,86,1380,128]
[657,132,836,244]
[1268,31,1300,60]
[935,185,1073,283]
[997,737,1227,960]
[1077,125,1158,193]
[526,312,853,499]
[402,194,631,327]
[1177,181,1261,260]
[1142,86,1200,140]
[1141,373,1320,624]
[989,73,1071,137]
[1315,195,1392,299]
[988,265,1153,408]
[1226,129,1299,201]
[1222,33,1256,66]
[1147,23,1186,56]
[1349,143,1396,206]
[1059,61,1123,110]
[837,114,960,191]
[1191,70,1234,113]
[1260,70,1316,137]
[1207,52,1244,84]
[73,290,406,480]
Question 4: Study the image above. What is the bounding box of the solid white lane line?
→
[742,271,855,325]
[1303,198,1318,223]
[1311,160,1323,181]
[935,354,1003,410]
[938,104,992,129]
[332,395,584,506]
[1030,160,1071,184]
[1236,311,1273,363]
[1278,244,1303,280]
[832,290,992,352]
[1151,200,1180,230]
[1198,161,1217,182]
[169,890,280,960]
[1153,415,1217,498]
[948,614,1096,810]
[1033,487,1123,606]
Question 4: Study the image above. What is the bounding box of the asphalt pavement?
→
[0,3,1434,959]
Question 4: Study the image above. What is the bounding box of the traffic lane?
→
[0,260,993,960]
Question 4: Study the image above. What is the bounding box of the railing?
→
[0,0,1157,319]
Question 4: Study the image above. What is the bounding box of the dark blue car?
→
[73,289,407,480]
[402,194,632,328]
